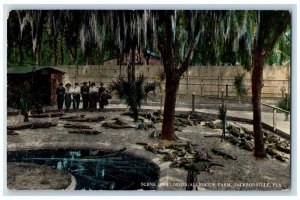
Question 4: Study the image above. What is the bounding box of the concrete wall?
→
[54,64,290,99]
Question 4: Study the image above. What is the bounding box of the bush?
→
[234,72,248,99]
[277,95,290,111]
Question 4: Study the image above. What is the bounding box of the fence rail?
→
[156,92,289,132]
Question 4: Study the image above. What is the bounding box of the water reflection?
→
[8,149,159,190]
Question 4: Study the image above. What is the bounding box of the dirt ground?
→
[7,162,72,190]
[6,110,291,191]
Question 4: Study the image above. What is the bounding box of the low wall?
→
[54,64,290,99]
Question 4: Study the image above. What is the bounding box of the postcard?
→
[6,9,291,192]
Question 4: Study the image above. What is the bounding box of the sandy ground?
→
[6,110,290,191]
[7,162,72,190]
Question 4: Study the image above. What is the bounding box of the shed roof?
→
[7,66,65,74]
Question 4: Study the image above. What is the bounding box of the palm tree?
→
[110,75,156,120]
[232,11,290,158]
[250,11,290,158]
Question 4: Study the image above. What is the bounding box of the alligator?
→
[184,161,224,172]
[102,118,134,129]
[68,129,101,135]
[69,115,106,122]
[59,114,85,120]
[29,112,64,118]
[82,147,126,160]
[275,140,290,154]
[63,123,92,129]
[194,148,212,162]
[135,123,155,130]
[7,122,57,130]
[170,158,193,168]
[211,148,237,160]
[266,145,288,162]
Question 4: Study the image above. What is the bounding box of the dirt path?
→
[6,110,290,191]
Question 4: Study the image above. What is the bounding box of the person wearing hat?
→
[72,83,81,109]
[98,82,108,109]
[56,83,65,110]
[88,82,98,110]
[65,83,72,111]
[81,82,89,109]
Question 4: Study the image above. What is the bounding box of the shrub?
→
[234,72,248,99]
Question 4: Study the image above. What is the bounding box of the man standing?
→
[72,83,81,109]
[88,82,98,110]
[56,83,65,110]
[81,82,89,109]
[65,83,72,111]
[98,82,105,109]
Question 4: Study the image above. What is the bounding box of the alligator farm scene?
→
[5,8,292,193]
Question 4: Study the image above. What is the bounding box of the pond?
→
[7,149,159,190]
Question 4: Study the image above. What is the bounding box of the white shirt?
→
[73,86,81,94]
[90,86,98,93]
[66,87,73,94]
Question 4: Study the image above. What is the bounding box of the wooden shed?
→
[7,66,65,106]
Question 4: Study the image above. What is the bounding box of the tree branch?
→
[177,39,197,76]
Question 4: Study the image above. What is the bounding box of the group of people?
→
[56,82,110,111]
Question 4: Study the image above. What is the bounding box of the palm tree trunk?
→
[251,51,265,158]
[130,48,138,121]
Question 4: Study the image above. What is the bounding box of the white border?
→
[1,1,299,200]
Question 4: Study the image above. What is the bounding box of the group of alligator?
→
[8,110,290,164]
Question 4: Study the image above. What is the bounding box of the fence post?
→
[273,108,277,131]
[192,92,195,112]
[226,84,228,97]
[160,94,163,112]
[218,75,220,97]
[201,86,203,96]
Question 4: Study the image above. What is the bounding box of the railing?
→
[158,92,289,132]
[261,102,290,131]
